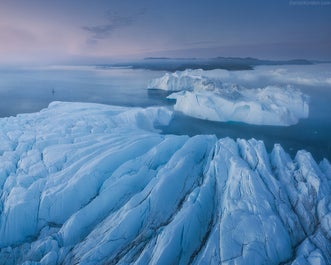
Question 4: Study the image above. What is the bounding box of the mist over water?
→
[0,65,330,161]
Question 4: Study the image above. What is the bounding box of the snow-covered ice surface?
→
[0,102,330,265]
[148,68,313,126]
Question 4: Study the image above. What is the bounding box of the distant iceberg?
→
[148,69,310,126]
[0,102,330,265]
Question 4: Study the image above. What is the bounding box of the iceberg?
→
[148,69,310,126]
[148,64,331,90]
[0,102,330,265]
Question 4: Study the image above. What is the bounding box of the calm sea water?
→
[0,66,330,161]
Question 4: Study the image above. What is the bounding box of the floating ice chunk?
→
[149,69,309,126]
[169,84,308,126]
[148,64,331,90]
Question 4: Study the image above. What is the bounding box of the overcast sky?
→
[0,0,330,65]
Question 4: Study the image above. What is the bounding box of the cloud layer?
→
[82,11,133,40]
[0,0,330,64]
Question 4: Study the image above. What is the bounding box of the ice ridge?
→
[0,102,330,265]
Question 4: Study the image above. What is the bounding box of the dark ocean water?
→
[0,66,330,161]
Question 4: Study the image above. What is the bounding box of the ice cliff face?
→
[0,102,330,265]
[148,69,310,126]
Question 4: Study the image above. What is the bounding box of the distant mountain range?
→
[96,57,315,71]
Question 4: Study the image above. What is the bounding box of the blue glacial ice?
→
[0,102,330,265]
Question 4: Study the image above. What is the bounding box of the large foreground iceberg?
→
[148,69,310,126]
[0,102,330,265]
